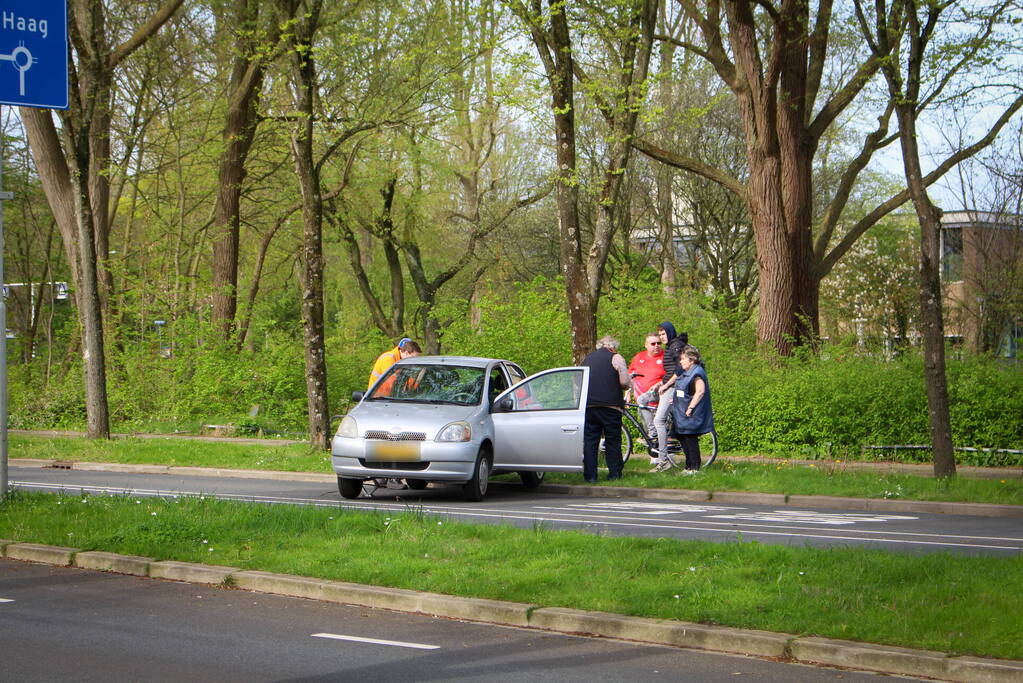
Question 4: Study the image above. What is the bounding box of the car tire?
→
[406,479,428,490]
[337,476,364,499]
[518,471,545,489]
[462,447,492,502]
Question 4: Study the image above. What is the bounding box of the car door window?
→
[488,367,509,404]
[504,368,584,411]
[505,363,526,385]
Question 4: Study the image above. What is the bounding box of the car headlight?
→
[436,421,471,442]
[337,415,359,438]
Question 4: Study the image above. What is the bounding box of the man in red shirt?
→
[627,332,663,465]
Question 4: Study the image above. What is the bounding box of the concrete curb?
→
[148,560,238,585]
[10,458,1023,517]
[5,542,77,566]
[3,541,1022,682]
[75,551,152,576]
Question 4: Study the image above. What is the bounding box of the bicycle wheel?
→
[620,423,633,463]
[698,430,718,468]
[598,423,633,464]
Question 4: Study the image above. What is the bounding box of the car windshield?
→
[367,364,487,406]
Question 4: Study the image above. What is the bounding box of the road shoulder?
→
[2,540,1020,682]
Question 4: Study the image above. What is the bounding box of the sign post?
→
[0,0,68,500]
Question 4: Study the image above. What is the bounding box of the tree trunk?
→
[851,0,956,477]
[548,3,594,363]
[283,0,330,450]
[654,15,678,295]
[328,178,404,340]
[655,163,677,295]
[211,0,270,339]
[726,0,819,354]
[896,107,956,478]
[236,219,285,351]
[20,108,110,439]
[20,0,182,438]
[70,139,111,439]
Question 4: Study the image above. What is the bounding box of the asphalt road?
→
[10,466,1023,556]
[0,558,905,682]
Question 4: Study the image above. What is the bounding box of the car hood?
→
[350,400,484,438]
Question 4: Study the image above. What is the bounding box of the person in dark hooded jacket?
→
[649,321,688,471]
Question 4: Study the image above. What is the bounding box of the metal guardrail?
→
[863,445,1023,455]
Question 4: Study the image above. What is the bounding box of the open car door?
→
[490,366,589,471]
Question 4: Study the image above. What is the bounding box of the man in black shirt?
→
[581,336,631,483]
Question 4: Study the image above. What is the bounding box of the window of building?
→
[941,226,963,281]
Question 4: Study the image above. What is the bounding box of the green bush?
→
[436,277,572,371]
[8,279,1023,463]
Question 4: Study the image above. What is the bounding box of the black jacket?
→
[583,347,626,408]
[658,321,689,382]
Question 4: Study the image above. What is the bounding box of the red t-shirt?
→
[628,350,664,395]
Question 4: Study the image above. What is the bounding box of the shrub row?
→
[8,279,1022,464]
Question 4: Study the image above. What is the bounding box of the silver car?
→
[331,356,591,501]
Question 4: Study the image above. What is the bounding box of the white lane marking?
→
[557,502,920,525]
[530,505,1021,542]
[312,633,439,650]
[704,511,919,525]
[560,502,747,515]
[13,481,1022,550]
[0,598,14,603]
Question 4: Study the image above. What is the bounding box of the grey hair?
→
[682,344,702,365]
[596,335,620,351]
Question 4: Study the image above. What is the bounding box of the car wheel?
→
[337,476,364,499]
[518,471,545,489]
[406,479,428,490]
[462,447,492,502]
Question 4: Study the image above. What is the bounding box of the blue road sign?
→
[0,0,68,109]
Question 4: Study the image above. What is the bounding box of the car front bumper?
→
[331,436,479,482]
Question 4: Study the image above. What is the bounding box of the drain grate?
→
[44,461,74,470]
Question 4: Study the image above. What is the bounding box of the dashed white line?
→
[0,598,15,603]
[311,633,439,650]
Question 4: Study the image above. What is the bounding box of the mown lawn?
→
[1,490,1021,660]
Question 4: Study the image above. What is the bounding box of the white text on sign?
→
[2,12,49,40]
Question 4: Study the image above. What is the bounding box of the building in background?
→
[940,210,1022,357]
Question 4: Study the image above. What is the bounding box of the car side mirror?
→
[493,397,513,413]
[351,391,364,403]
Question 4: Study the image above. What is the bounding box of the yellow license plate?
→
[366,441,421,461]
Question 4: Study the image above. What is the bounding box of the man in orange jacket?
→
[367,337,421,390]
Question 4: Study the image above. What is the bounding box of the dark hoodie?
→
[659,320,688,382]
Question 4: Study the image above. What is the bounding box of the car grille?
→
[358,460,430,471]
[364,430,427,441]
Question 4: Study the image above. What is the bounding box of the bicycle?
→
[600,402,718,470]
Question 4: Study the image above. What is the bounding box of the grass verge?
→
[9,434,330,473]
[10,434,1023,505]
[1,490,1021,660]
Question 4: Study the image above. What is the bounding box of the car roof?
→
[394,355,516,369]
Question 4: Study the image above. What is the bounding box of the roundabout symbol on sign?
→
[0,42,35,97]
